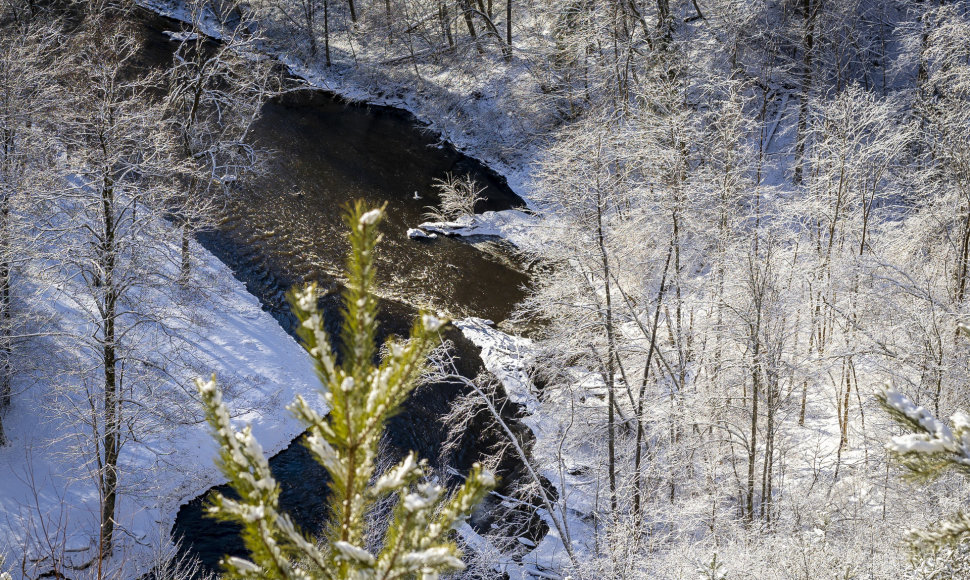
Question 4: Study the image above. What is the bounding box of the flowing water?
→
[206,87,531,328]
[133,11,543,575]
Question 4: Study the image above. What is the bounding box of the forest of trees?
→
[4,0,970,577]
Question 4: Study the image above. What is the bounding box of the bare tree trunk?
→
[100,301,119,556]
[799,380,808,425]
[0,242,9,446]
[633,248,672,526]
[305,0,318,56]
[385,0,393,42]
[180,219,191,284]
[0,220,6,448]
[0,186,10,416]
[506,0,511,51]
[347,0,357,23]
[462,0,483,53]
[656,0,671,48]
[468,3,511,59]
[746,290,762,524]
[840,360,852,450]
[439,0,454,48]
[747,367,758,523]
[0,129,13,432]
[595,184,618,516]
[793,0,817,185]
[99,178,120,557]
[324,0,332,66]
[957,208,970,302]
[462,0,477,38]
[760,381,775,523]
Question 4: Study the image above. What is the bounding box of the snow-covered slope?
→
[0,235,323,578]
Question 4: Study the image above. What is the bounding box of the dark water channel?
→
[133,10,545,576]
[211,87,532,325]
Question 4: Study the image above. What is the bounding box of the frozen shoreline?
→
[0,233,325,578]
[137,0,544,215]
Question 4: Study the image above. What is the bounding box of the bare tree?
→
[0,11,58,446]
[424,172,484,221]
[267,0,322,58]
[55,11,180,559]
[162,8,276,283]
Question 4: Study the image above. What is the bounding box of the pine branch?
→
[878,388,970,482]
[196,202,495,579]
[879,385,970,552]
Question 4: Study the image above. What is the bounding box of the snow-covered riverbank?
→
[453,319,586,578]
[0,234,324,578]
[0,5,569,577]
[137,0,547,216]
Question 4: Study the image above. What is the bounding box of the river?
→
[133,9,543,576]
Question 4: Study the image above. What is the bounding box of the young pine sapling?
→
[196,202,495,579]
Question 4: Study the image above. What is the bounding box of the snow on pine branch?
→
[878,386,970,478]
[877,384,970,551]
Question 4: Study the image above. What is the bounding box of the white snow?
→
[38,3,613,577]
[359,208,383,226]
[453,317,595,577]
[418,210,540,248]
[0,232,324,578]
[162,30,200,41]
[453,318,537,413]
[407,228,437,240]
[121,1,970,576]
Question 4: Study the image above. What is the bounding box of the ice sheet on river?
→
[416,209,540,248]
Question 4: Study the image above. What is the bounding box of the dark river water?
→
[212,87,531,325]
[132,9,543,576]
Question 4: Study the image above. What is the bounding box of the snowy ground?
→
[114,3,970,577]
[0,6,561,577]
[0,233,324,578]
[414,210,541,246]
[453,318,596,579]
[0,3,905,576]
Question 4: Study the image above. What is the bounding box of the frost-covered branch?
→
[879,372,970,551]
[878,388,970,480]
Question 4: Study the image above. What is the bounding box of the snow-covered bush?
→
[425,173,484,222]
[144,538,216,580]
[196,202,495,578]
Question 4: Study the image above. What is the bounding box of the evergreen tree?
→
[878,324,970,552]
[196,201,495,579]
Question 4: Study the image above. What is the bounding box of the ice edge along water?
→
[453,318,593,580]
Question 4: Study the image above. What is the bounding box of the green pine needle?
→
[196,202,495,580]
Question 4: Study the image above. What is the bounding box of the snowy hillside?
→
[0,230,323,578]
